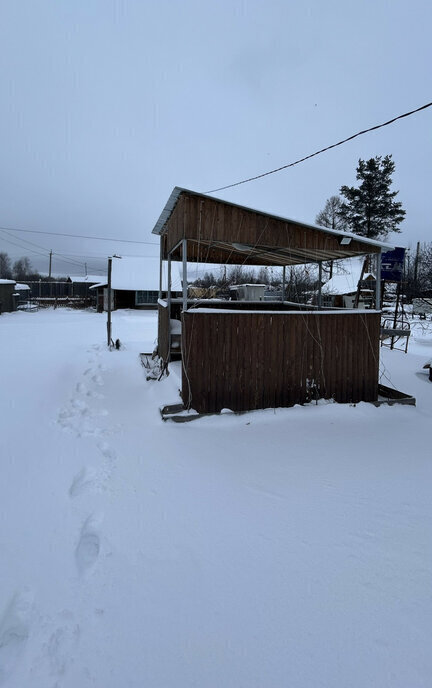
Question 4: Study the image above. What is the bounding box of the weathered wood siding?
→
[157,302,170,362]
[181,311,380,412]
[162,192,380,265]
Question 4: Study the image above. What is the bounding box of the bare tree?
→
[13,256,33,280]
[316,196,346,278]
[316,196,346,230]
[404,242,432,299]
[0,252,13,279]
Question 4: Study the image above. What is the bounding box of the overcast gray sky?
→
[0,0,431,277]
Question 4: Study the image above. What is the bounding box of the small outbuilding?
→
[321,260,375,308]
[0,279,18,313]
[153,187,392,414]
[229,284,266,301]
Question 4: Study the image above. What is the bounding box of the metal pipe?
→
[282,265,286,302]
[167,254,172,312]
[182,239,188,311]
[158,235,163,300]
[375,250,382,310]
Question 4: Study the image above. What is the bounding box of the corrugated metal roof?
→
[151,186,395,251]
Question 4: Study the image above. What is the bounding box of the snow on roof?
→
[322,259,374,295]
[68,275,106,284]
[90,257,161,291]
[15,283,30,290]
[0,279,16,285]
[230,284,267,289]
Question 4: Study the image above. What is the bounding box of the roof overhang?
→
[151,187,394,267]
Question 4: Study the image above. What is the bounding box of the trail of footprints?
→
[0,347,116,685]
[58,345,118,578]
[58,344,119,579]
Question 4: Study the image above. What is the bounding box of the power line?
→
[0,231,104,273]
[48,251,161,259]
[0,232,49,259]
[205,100,432,194]
[0,228,102,272]
[0,224,159,246]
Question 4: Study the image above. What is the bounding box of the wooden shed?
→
[153,187,391,414]
[0,280,18,314]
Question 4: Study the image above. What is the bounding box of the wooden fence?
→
[181,310,380,413]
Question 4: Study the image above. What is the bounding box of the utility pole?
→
[48,250,52,278]
[414,241,420,294]
[107,257,112,348]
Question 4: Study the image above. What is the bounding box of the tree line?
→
[0,252,44,281]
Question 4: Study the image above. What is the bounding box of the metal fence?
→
[24,281,97,299]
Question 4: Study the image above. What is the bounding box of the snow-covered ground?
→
[0,307,431,687]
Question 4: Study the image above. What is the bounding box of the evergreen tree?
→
[339,155,405,240]
[315,196,346,230]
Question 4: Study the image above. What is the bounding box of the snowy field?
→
[0,307,431,688]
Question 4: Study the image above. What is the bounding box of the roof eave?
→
[151,186,397,251]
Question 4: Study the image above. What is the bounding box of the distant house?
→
[90,257,180,311]
[15,283,31,297]
[66,275,105,298]
[229,284,266,301]
[321,261,375,308]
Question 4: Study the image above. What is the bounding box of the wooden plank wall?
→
[163,192,380,263]
[157,302,170,362]
[181,311,381,413]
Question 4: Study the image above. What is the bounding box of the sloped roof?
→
[152,186,393,265]
[90,257,161,291]
[68,275,105,284]
[322,259,374,295]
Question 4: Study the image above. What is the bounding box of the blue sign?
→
[381,247,405,282]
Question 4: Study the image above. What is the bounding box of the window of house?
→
[135,290,158,305]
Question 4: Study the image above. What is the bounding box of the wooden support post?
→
[317,262,322,309]
[354,257,368,308]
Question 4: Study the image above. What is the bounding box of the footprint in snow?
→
[86,389,104,400]
[91,374,104,387]
[75,382,87,395]
[97,441,117,462]
[69,467,99,498]
[0,590,33,685]
[46,615,80,677]
[71,398,88,413]
[75,515,103,575]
